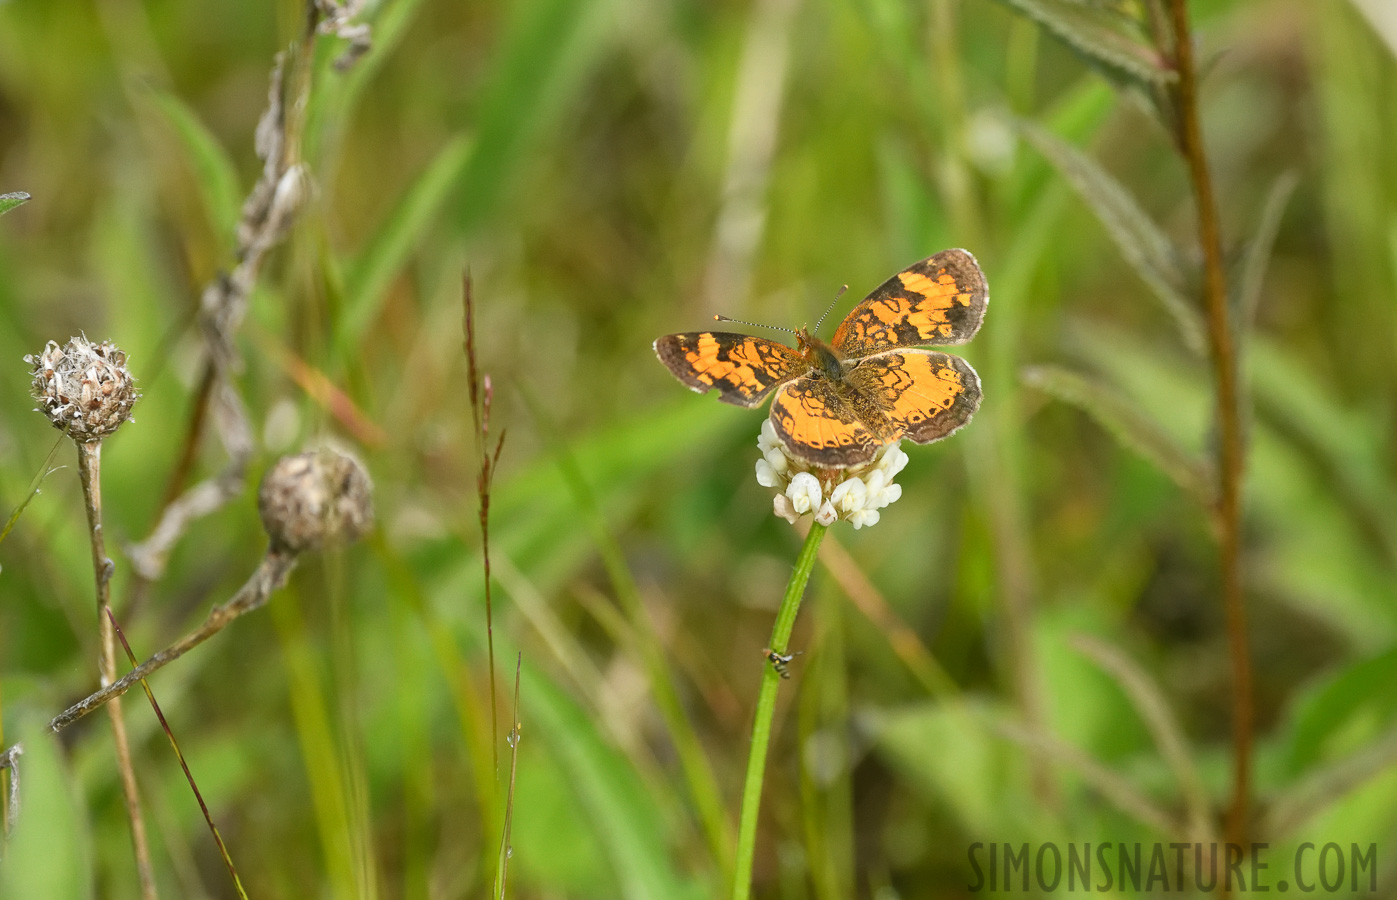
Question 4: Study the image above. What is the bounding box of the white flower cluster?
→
[755,419,907,529]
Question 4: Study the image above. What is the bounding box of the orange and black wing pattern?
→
[846,349,981,444]
[830,249,988,357]
[769,377,885,467]
[654,332,808,408]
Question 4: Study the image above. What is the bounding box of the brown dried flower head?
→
[25,336,139,442]
[258,449,374,553]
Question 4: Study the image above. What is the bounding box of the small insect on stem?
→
[763,647,803,679]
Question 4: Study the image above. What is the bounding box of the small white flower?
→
[830,477,867,514]
[763,445,789,475]
[878,444,909,479]
[862,469,899,509]
[758,419,783,455]
[849,508,880,529]
[755,458,783,488]
[872,482,902,509]
[755,428,912,530]
[786,472,822,515]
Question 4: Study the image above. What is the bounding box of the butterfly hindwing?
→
[769,376,884,468]
[654,332,807,408]
[830,249,988,357]
[845,349,982,444]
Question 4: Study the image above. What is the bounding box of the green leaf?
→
[333,134,473,363]
[453,0,615,236]
[0,193,30,217]
[1019,120,1207,354]
[522,667,700,900]
[1023,364,1214,504]
[305,0,432,163]
[1070,634,1211,837]
[0,438,64,551]
[1264,723,1397,839]
[139,89,243,253]
[0,722,93,900]
[871,700,1030,837]
[1249,337,1397,568]
[1279,645,1397,776]
[990,0,1176,91]
[1235,170,1299,338]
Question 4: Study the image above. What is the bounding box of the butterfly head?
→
[796,327,842,380]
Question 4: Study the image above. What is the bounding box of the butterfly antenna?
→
[813,284,849,334]
[713,314,799,336]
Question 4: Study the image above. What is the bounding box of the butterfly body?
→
[655,249,988,468]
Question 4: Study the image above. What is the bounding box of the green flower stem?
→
[732,521,828,900]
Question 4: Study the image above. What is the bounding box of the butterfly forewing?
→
[830,249,988,357]
[654,332,807,407]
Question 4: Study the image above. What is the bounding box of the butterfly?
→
[654,249,987,468]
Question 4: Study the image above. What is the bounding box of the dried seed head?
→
[258,449,374,552]
[25,336,139,442]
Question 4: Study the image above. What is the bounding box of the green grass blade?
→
[453,0,613,235]
[334,134,473,364]
[524,666,697,899]
[991,0,1176,88]
[1020,119,1206,354]
[1023,363,1214,504]
[0,437,64,550]
[1235,170,1300,337]
[139,89,242,252]
[0,721,92,900]
[521,387,735,878]
[305,0,432,162]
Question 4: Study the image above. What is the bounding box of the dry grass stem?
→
[51,550,299,733]
[128,3,371,582]
[818,533,958,697]
[463,273,505,779]
[107,610,250,899]
[76,442,158,899]
[701,0,803,317]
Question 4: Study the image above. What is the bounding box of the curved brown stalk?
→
[1167,0,1253,849]
[50,550,298,733]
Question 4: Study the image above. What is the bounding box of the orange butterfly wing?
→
[845,349,981,444]
[769,376,884,468]
[830,249,988,357]
[654,332,807,408]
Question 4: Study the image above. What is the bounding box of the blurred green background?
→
[2,0,1396,897]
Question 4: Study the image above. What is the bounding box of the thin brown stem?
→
[1167,0,1252,849]
[51,550,299,733]
[107,609,250,900]
[462,273,500,781]
[77,441,158,900]
[158,363,216,512]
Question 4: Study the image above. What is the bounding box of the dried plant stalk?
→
[77,443,158,900]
